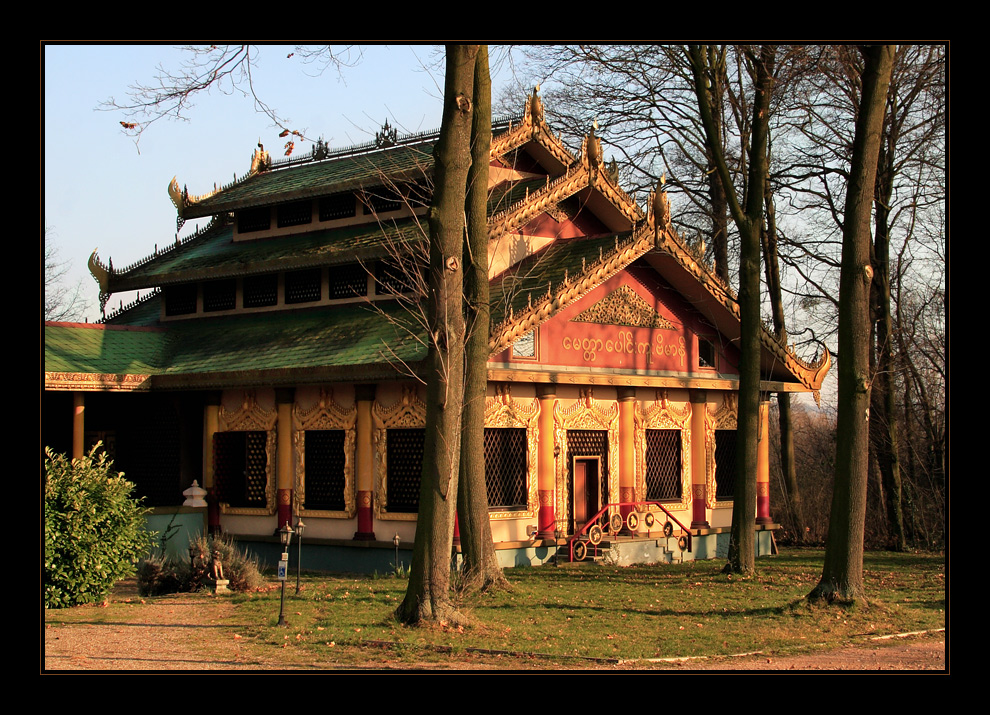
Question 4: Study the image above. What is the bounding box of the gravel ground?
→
[43,580,947,672]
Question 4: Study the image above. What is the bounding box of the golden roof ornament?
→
[653,175,671,237]
[585,120,602,169]
[250,141,272,174]
[529,85,544,123]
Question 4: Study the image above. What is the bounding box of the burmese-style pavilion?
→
[44,91,829,568]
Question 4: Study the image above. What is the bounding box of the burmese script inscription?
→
[562,329,686,367]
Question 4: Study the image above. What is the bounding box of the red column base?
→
[538,490,556,538]
[353,491,375,540]
[277,488,292,528]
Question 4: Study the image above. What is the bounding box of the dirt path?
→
[43,581,947,672]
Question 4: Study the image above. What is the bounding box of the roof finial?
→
[529,85,544,123]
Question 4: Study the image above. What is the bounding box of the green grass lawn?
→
[222,548,944,666]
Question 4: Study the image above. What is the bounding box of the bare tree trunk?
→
[397,45,478,626]
[457,46,509,593]
[809,44,894,604]
[872,131,907,552]
[762,185,805,541]
[689,44,775,575]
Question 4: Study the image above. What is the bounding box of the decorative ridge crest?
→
[488,162,589,241]
[491,87,575,169]
[98,288,162,324]
[489,227,655,356]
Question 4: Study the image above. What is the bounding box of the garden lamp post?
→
[294,517,306,595]
[277,523,293,627]
[393,533,400,574]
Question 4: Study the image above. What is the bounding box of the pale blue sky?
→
[43,44,520,321]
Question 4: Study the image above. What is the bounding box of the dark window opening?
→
[328,264,369,299]
[375,259,425,296]
[164,283,197,316]
[203,278,236,312]
[237,207,271,234]
[363,189,402,215]
[319,193,356,221]
[304,430,346,511]
[243,274,278,308]
[699,338,717,369]
[715,429,738,499]
[214,431,268,508]
[645,429,682,501]
[277,200,313,228]
[386,429,424,513]
[484,428,527,510]
[285,268,322,304]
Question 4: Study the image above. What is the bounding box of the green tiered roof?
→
[184,142,436,219]
[109,217,426,292]
[47,302,426,387]
[45,323,169,375]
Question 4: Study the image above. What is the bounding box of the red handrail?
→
[567,501,693,562]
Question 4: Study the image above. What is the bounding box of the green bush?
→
[137,534,263,596]
[44,445,153,608]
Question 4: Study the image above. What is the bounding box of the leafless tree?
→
[45,227,87,322]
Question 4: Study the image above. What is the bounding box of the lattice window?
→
[328,264,368,299]
[285,268,322,304]
[319,193,356,221]
[645,429,682,501]
[203,278,236,312]
[386,429,424,513]
[277,200,313,228]
[715,429,738,499]
[304,430,346,511]
[375,257,428,298]
[164,283,197,316]
[243,274,278,308]
[237,207,271,234]
[214,431,269,508]
[484,428,527,510]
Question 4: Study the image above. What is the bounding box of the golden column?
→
[689,389,710,529]
[203,392,220,533]
[756,399,773,525]
[617,387,637,527]
[275,388,294,529]
[354,384,376,540]
[536,385,557,538]
[71,393,85,461]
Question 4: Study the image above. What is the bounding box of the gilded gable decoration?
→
[571,284,675,330]
[373,385,427,520]
[484,384,541,519]
[292,388,358,519]
[219,390,277,432]
[635,390,692,510]
[553,388,620,526]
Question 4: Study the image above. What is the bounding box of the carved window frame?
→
[216,391,277,516]
[483,386,540,519]
[292,388,357,519]
[635,391,692,512]
[373,386,427,521]
[709,393,738,509]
